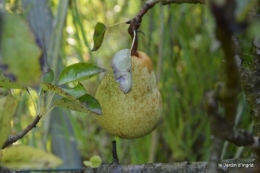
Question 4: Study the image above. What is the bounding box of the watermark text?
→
[218,162,254,168]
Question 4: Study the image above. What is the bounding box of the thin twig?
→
[2,115,42,149]
[112,140,119,164]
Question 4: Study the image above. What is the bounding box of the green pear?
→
[95,50,162,139]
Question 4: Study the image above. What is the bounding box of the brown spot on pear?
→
[95,50,163,139]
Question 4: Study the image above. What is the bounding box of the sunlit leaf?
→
[61,83,87,98]
[92,22,107,51]
[1,145,62,169]
[83,155,102,168]
[58,62,106,85]
[54,93,102,115]
[1,13,42,86]
[90,155,102,168]
[83,161,92,167]
[0,93,17,148]
[0,74,25,89]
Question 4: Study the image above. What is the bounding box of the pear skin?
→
[95,51,162,139]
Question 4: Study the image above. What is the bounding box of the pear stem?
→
[127,2,155,56]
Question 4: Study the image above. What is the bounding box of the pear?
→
[95,50,162,139]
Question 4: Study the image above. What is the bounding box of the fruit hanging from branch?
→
[95,49,163,139]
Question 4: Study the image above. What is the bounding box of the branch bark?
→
[0,158,258,173]
[1,115,42,149]
[83,159,257,173]
[127,0,205,56]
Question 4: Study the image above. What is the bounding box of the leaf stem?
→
[45,92,55,115]
[107,20,129,28]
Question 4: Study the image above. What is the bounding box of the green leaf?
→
[61,83,87,98]
[0,93,17,148]
[90,155,102,168]
[1,145,62,169]
[54,93,102,115]
[83,155,102,168]
[58,62,106,85]
[83,161,92,167]
[42,69,55,84]
[1,13,42,86]
[41,82,102,115]
[41,82,79,102]
[0,74,25,89]
[92,22,107,51]
[79,94,102,115]
[54,98,89,114]
[54,96,102,115]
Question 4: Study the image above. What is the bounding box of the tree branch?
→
[204,0,252,172]
[127,1,158,56]
[0,159,259,173]
[84,158,258,173]
[161,0,205,5]
[204,91,260,148]
[1,115,42,149]
[125,0,206,77]
[126,0,205,56]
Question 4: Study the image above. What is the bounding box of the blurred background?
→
[4,0,253,168]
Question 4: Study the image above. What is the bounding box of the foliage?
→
[1,13,42,86]
[0,0,254,171]
[83,155,102,168]
[92,22,107,51]
[0,1,103,169]
[58,62,106,85]
[1,145,62,169]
